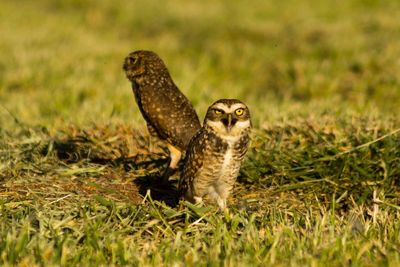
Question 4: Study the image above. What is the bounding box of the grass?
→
[1,0,400,266]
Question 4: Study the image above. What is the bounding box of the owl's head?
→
[123,50,168,82]
[205,99,252,138]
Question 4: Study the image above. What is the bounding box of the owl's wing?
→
[131,85,162,138]
[178,128,206,196]
[165,92,201,148]
[146,123,159,137]
[140,83,200,150]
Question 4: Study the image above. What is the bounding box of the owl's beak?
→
[123,57,135,80]
[221,114,238,132]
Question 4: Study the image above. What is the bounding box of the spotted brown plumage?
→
[123,50,201,180]
[179,99,252,210]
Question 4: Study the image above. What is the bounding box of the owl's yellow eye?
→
[214,109,222,115]
[235,108,244,116]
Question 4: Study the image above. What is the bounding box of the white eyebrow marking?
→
[212,103,246,113]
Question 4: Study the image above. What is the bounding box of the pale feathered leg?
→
[161,144,182,182]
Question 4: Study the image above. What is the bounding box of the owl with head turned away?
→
[123,50,201,181]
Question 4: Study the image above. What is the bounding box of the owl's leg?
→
[161,144,182,182]
[167,144,182,169]
[215,184,234,211]
[208,187,227,210]
[216,198,227,211]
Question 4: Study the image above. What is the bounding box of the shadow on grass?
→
[133,175,179,208]
[50,138,180,207]
[51,138,168,168]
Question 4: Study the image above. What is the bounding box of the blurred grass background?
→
[1,0,400,266]
[1,0,400,129]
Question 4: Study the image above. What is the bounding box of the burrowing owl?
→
[179,99,252,210]
[123,50,201,180]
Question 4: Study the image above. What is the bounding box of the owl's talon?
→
[194,196,203,205]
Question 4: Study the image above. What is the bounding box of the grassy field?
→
[1,0,400,266]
